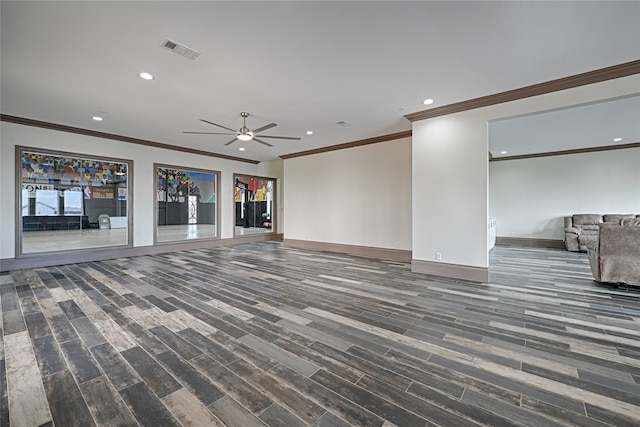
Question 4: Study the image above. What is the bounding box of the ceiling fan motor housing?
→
[184,111,300,147]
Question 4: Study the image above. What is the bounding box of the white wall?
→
[412,113,489,269]
[490,148,640,240]
[0,122,261,260]
[411,74,640,277]
[284,137,412,250]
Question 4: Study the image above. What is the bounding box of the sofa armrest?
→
[586,240,598,251]
[564,226,580,235]
[564,231,580,251]
[563,216,573,229]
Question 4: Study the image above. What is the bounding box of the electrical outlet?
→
[435,252,442,261]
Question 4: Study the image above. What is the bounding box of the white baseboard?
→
[496,237,565,249]
[283,239,412,262]
[411,259,489,283]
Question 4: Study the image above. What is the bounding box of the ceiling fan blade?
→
[200,119,237,133]
[224,137,239,146]
[252,137,273,147]
[255,135,301,140]
[183,131,234,135]
[252,122,277,134]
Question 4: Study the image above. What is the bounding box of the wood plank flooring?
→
[1,242,639,426]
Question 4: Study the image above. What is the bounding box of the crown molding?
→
[405,59,640,122]
[280,130,412,160]
[489,141,640,162]
[0,114,260,164]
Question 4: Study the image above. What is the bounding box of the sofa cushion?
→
[621,217,640,227]
[578,234,598,251]
[580,225,599,233]
[603,214,635,223]
[573,214,602,225]
[586,240,598,251]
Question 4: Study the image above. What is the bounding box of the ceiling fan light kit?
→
[184,112,301,148]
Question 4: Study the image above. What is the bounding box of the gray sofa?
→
[564,214,638,252]
[587,217,640,285]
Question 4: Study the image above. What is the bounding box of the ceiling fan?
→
[184,112,301,147]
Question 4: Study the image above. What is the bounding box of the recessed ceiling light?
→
[501,151,508,154]
[239,147,245,151]
[306,131,313,135]
[423,98,434,105]
[613,137,622,142]
[139,72,154,80]
[92,116,103,121]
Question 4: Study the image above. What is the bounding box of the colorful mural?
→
[22,151,127,189]
[156,168,211,203]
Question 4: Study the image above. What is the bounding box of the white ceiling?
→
[2,1,639,162]
[489,94,640,158]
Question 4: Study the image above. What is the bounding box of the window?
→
[234,174,276,236]
[18,147,131,254]
[155,165,219,242]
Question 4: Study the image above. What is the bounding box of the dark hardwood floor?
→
[1,242,639,426]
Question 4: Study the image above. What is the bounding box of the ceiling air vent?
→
[161,39,200,60]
